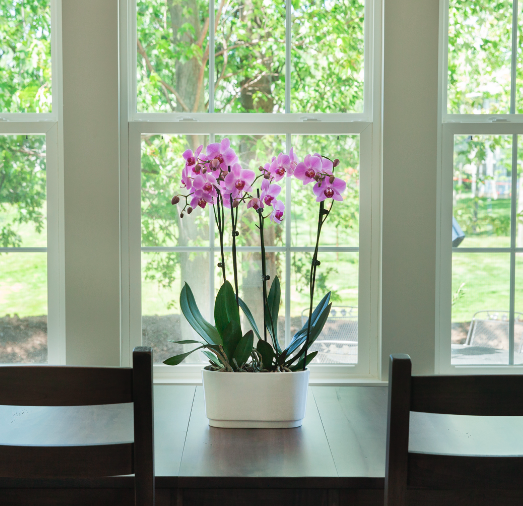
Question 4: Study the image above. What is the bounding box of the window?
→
[438,0,523,371]
[123,0,379,378]
[0,0,63,364]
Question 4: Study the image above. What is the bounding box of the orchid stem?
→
[303,200,327,371]
[257,189,268,342]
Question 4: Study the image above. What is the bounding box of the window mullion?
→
[285,133,291,347]
[285,0,291,114]
[510,134,518,365]
[511,0,518,115]
[209,0,215,114]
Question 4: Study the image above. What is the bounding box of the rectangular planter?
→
[202,368,310,428]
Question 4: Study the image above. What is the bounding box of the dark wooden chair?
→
[0,346,154,506]
[385,354,523,506]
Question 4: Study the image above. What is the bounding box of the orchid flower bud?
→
[333,159,340,168]
[232,199,240,208]
[202,168,207,174]
[180,212,184,218]
[258,165,264,171]
[187,207,193,214]
[171,195,180,205]
[194,164,201,173]
[211,159,220,168]
[264,173,270,179]
[329,175,335,184]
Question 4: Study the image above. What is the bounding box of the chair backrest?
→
[385,354,523,506]
[0,346,154,506]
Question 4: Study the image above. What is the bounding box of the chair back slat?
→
[408,452,523,490]
[0,367,133,406]
[0,443,134,478]
[410,375,523,416]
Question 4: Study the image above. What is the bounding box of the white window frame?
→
[0,0,65,365]
[119,0,382,382]
[436,0,523,374]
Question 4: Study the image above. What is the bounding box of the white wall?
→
[62,0,121,365]
[381,0,439,377]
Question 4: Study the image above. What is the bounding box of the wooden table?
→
[1,385,522,505]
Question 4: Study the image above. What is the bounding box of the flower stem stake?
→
[257,188,269,342]
[229,179,240,306]
[213,187,227,283]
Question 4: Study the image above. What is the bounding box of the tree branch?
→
[137,40,190,112]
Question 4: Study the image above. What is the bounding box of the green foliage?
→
[0,135,46,248]
[447,0,513,114]
[137,0,364,114]
[164,278,332,371]
[0,0,52,112]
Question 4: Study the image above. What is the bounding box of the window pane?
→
[451,253,510,366]
[291,135,359,247]
[142,134,210,247]
[291,0,365,113]
[214,0,286,113]
[137,0,209,113]
[214,252,286,352]
[0,0,52,113]
[214,134,286,247]
[447,0,512,114]
[142,251,210,364]
[453,135,512,248]
[514,253,523,364]
[0,253,47,363]
[291,252,358,364]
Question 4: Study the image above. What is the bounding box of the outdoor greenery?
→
[5,0,523,362]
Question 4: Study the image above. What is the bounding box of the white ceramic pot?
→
[202,368,310,428]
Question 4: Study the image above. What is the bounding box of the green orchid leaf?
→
[214,280,240,337]
[168,339,205,345]
[284,302,332,362]
[238,297,262,340]
[256,339,275,370]
[163,346,204,366]
[201,349,223,368]
[180,283,222,346]
[221,319,242,361]
[264,302,283,355]
[289,292,331,346]
[233,330,254,368]
[266,276,281,343]
[290,351,318,371]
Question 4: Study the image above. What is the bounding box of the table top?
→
[1,385,523,487]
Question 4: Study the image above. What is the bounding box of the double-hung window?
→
[122,0,380,379]
[438,0,523,371]
[0,0,63,365]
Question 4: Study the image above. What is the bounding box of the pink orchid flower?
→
[270,200,285,224]
[314,153,333,174]
[224,162,255,196]
[313,177,347,202]
[260,178,281,207]
[183,145,203,171]
[181,166,193,190]
[247,197,263,211]
[192,173,217,198]
[269,152,290,182]
[204,138,238,173]
[294,154,323,185]
[288,147,298,176]
[190,190,215,210]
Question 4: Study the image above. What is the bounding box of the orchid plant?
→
[164,139,347,372]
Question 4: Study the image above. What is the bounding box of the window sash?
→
[124,121,377,378]
[438,122,523,373]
